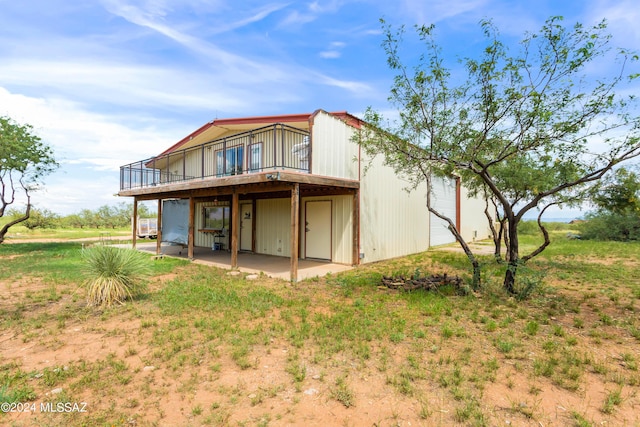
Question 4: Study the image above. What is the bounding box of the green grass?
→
[0,242,184,283]
[1,224,132,240]
[0,232,639,426]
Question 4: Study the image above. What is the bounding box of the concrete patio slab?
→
[130,242,353,280]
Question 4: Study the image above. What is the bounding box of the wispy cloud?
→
[587,0,640,43]
[320,41,346,59]
[320,50,342,59]
[399,0,489,24]
[209,3,290,34]
[0,87,181,167]
[277,0,344,28]
[0,86,188,213]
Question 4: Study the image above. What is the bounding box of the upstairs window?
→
[216,146,244,176]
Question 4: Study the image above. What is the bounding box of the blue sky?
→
[1,0,638,217]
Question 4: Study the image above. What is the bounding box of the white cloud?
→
[399,0,488,24]
[0,87,185,214]
[0,87,180,165]
[587,0,640,44]
[0,59,253,112]
[312,74,372,95]
[208,3,290,35]
[320,41,346,59]
[320,50,341,59]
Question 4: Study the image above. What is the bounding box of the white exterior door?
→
[305,201,332,260]
[240,203,253,251]
[429,176,457,246]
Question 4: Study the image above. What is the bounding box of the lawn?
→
[1,224,132,242]
[0,227,639,426]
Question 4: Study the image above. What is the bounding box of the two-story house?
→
[118,109,489,280]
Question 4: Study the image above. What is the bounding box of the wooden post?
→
[132,197,138,250]
[188,197,195,260]
[156,199,162,255]
[251,199,257,253]
[290,183,300,282]
[352,189,360,266]
[231,190,239,269]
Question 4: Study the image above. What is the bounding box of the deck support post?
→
[290,183,300,282]
[231,189,239,269]
[132,197,138,250]
[188,197,195,260]
[156,199,163,255]
[352,189,360,266]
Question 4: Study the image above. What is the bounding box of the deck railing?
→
[120,124,310,190]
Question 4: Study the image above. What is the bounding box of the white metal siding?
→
[310,112,359,179]
[429,176,457,246]
[359,154,430,264]
[255,198,291,256]
[459,186,492,242]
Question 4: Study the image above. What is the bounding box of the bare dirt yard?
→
[1,239,639,426]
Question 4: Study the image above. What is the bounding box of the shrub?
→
[580,211,640,241]
[83,246,150,307]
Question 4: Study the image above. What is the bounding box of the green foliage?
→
[581,167,640,241]
[360,17,640,295]
[0,201,156,235]
[0,116,59,241]
[82,246,150,307]
[331,376,355,408]
[591,167,640,214]
[0,116,58,179]
[0,364,37,404]
[581,211,640,241]
[22,207,60,230]
[517,220,576,236]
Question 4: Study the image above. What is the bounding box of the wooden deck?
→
[118,170,359,200]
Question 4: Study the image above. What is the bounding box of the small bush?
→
[83,246,150,307]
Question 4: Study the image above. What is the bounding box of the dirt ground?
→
[1,247,639,426]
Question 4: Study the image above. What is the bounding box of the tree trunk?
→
[0,202,31,244]
[450,223,481,291]
[424,171,481,290]
[484,198,504,263]
[503,216,519,294]
[503,220,511,263]
[445,222,481,290]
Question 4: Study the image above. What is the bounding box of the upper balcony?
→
[119,123,310,191]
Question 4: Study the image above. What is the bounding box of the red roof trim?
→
[159,110,363,155]
[212,112,313,126]
[326,111,364,129]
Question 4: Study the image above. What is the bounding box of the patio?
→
[133,242,353,280]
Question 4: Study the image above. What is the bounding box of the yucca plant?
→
[83,246,150,307]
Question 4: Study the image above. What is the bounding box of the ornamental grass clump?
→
[83,246,150,307]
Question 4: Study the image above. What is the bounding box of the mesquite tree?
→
[0,116,58,243]
[359,17,640,295]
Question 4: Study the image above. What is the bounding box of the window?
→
[216,146,244,176]
[248,142,262,172]
[291,136,309,171]
[203,204,230,230]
